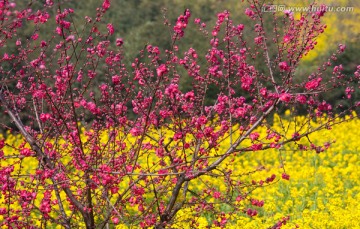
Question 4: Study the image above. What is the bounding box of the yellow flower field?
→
[225,115,360,229]
[1,113,359,228]
[164,114,360,229]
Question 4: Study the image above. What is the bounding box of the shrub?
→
[0,0,358,228]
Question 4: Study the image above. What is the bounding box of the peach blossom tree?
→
[0,0,359,228]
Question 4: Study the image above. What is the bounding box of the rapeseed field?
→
[1,113,359,228]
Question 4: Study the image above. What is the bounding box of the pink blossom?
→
[165,84,179,99]
[296,95,307,104]
[236,195,243,202]
[284,10,293,17]
[0,139,5,149]
[333,65,343,73]
[16,97,26,108]
[107,23,114,35]
[132,185,145,196]
[237,24,244,31]
[251,199,264,207]
[213,191,221,199]
[130,127,141,136]
[31,33,39,40]
[173,132,183,141]
[283,35,291,43]
[234,107,246,118]
[112,217,119,224]
[282,173,290,180]
[254,36,263,44]
[55,27,62,36]
[46,0,54,6]
[138,79,145,85]
[40,113,51,122]
[249,132,260,141]
[20,148,33,157]
[33,90,46,99]
[39,201,51,214]
[184,91,195,101]
[116,38,123,47]
[102,0,110,11]
[173,9,191,37]
[113,103,127,115]
[88,70,96,79]
[155,148,164,157]
[345,87,353,99]
[251,143,262,151]
[100,84,108,92]
[241,75,253,91]
[260,88,267,97]
[292,132,300,141]
[41,41,47,47]
[156,64,168,77]
[87,102,97,114]
[60,20,71,29]
[15,80,23,89]
[279,61,288,71]
[217,12,226,23]
[66,35,75,42]
[305,77,322,90]
[317,101,332,111]
[112,75,120,85]
[151,46,160,55]
[339,44,346,52]
[279,93,292,102]
[246,208,258,217]
[245,8,255,17]
[316,4,326,17]
[0,208,7,214]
